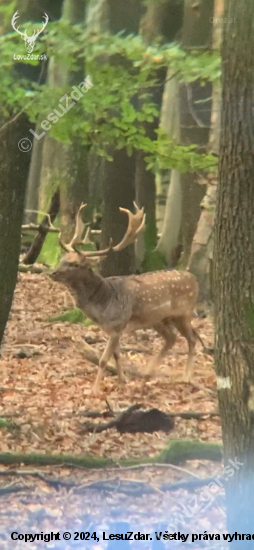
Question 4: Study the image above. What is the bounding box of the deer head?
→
[50,202,146,285]
[11,11,49,54]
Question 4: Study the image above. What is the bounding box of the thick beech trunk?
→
[0,115,31,346]
[214,0,254,541]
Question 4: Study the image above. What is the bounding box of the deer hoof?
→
[91,384,101,396]
[182,375,192,384]
[144,372,154,381]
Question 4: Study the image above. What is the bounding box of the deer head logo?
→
[11,11,49,54]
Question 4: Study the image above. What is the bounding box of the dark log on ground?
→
[81,409,219,421]
[80,404,175,434]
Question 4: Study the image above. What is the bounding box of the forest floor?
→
[0,273,226,548]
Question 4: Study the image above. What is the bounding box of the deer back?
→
[122,270,198,331]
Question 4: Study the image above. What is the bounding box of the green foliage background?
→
[0,9,220,173]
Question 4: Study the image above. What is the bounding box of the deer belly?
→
[125,307,169,332]
[124,319,149,333]
[125,299,190,333]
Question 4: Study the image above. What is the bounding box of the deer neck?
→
[67,270,112,318]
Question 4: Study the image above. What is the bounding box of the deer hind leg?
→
[93,333,120,394]
[172,317,197,383]
[113,345,126,385]
[145,321,177,379]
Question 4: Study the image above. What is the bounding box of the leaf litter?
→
[0,273,226,547]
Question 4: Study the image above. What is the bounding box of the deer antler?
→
[59,202,145,257]
[113,202,145,252]
[58,203,88,253]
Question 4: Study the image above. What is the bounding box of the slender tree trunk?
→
[39,0,88,245]
[214,0,254,541]
[187,0,223,301]
[157,0,213,267]
[179,0,213,265]
[156,75,182,265]
[135,0,170,272]
[0,115,31,346]
[100,149,136,277]
[135,150,157,271]
[138,1,183,270]
[25,125,45,223]
[94,0,144,276]
[158,169,182,264]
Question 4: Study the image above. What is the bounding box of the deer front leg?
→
[92,333,120,394]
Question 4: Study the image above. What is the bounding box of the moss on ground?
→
[0,439,222,467]
[48,307,94,326]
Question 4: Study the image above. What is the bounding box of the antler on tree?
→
[59,202,145,257]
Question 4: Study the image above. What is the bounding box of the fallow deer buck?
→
[50,203,202,393]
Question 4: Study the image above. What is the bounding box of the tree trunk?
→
[39,0,88,248]
[179,0,213,265]
[25,124,45,223]
[93,0,144,276]
[157,169,182,265]
[135,0,172,272]
[0,115,31,346]
[213,0,254,541]
[187,0,223,301]
[139,0,183,44]
[100,149,136,277]
[157,0,213,267]
[156,74,182,265]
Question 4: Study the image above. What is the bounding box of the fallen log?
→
[80,404,175,434]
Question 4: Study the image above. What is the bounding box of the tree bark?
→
[187,0,223,301]
[94,0,144,276]
[156,74,182,265]
[135,1,170,272]
[179,0,213,266]
[100,149,136,277]
[213,0,254,540]
[0,115,31,346]
[39,0,88,246]
[25,124,45,224]
[157,0,213,268]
